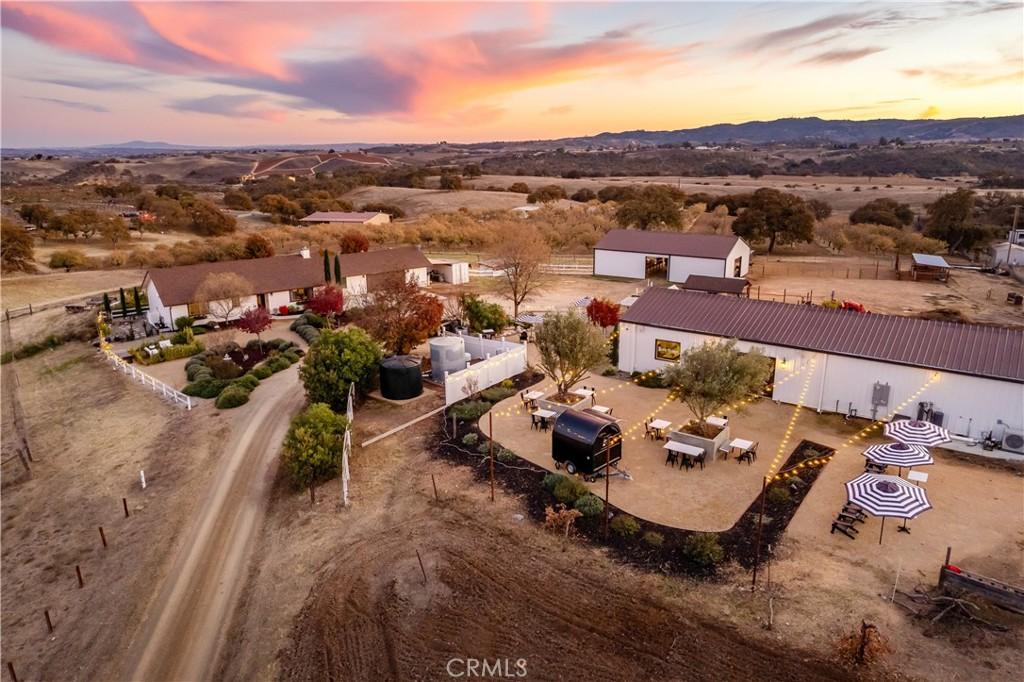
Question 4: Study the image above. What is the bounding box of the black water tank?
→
[379,356,423,400]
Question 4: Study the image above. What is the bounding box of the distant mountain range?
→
[558,115,1024,147]
[3,115,1021,156]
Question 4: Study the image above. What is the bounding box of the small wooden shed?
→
[910,253,950,282]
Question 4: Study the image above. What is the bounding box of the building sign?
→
[655,339,681,362]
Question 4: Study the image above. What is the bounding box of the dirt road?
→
[120,368,305,682]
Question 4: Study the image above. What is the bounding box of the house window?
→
[733,256,743,277]
[289,288,311,302]
[655,339,681,362]
[187,301,208,317]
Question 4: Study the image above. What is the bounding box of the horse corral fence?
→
[102,349,193,410]
[443,334,528,406]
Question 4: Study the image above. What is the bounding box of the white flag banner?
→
[346,382,355,424]
[341,428,351,507]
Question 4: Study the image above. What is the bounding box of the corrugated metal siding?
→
[594,229,740,259]
[621,288,1024,382]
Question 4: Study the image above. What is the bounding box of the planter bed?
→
[434,390,834,579]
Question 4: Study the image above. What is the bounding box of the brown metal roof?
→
[144,246,431,305]
[621,287,1024,383]
[595,229,740,259]
[679,275,750,295]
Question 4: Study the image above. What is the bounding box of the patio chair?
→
[539,417,550,432]
[717,445,730,461]
[831,520,858,539]
[695,452,706,470]
[665,450,679,467]
[643,421,656,441]
[520,391,530,408]
[736,449,755,465]
[530,414,540,431]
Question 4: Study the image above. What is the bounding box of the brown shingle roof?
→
[595,229,740,259]
[621,287,1024,383]
[679,275,750,295]
[144,246,431,305]
[300,211,384,223]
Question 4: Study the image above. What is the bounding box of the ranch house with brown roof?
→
[142,245,431,329]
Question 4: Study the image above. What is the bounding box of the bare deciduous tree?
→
[194,272,252,323]
[491,224,550,319]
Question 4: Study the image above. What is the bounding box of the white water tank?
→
[429,336,467,381]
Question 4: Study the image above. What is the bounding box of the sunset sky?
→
[2,1,1022,147]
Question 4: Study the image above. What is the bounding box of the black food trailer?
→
[552,409,622,480]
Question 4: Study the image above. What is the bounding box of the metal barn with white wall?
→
[593,230,751,283]
[617,288,1024,447]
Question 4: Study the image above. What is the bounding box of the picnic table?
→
[649,419,672,439]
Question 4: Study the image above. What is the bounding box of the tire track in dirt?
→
[119,369,305,682]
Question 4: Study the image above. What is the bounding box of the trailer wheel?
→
[565,462,577,475]
[584,475,595,483]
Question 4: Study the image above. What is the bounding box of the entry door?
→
[256,293,267,309]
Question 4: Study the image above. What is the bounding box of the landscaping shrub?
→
[766,486,791,505]
[282,350,301,364]
[267,356,292,373]
[477,441,490,453]
[610,514,640,538]
[245,338,263,352]
[642,531,665,548]
[294,324,320,344]
[232,373,260,390]
[252,364,273,380]
[450,400,491,421]
[160,342,203,362]
[542,473,566,493]
[182,378,228,399]
[602,367,618,376]
[681,533,724,570]
[480,385,516,403]
[174,315,194,330]
[215,384,251,409]
[496,447,516,464]
[289,311,325,331]
[207,355,243,380]
[187,363,212,381]
[461,433,479,446]
[632,371,666,388]
[553,477,590,505]
[573,494,605,517]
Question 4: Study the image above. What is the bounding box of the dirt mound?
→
[918,307,974,323]
[277,462,851,682]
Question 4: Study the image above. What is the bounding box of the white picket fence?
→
[104,350,193,410]
[539,263,592,274]
[444,335,527,406]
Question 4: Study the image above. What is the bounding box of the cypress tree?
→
[334,254,342,284]
[118,287,127,319]
[103,292,112,317]
[133,287,143,316]
[323,250,331,282]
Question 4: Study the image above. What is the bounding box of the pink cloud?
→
[2,2,137,63]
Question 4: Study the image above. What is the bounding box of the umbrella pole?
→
[879,516,885,545]
[899,517,910,534]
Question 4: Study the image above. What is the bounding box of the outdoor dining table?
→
[571,387,596,405]
[664,441,704,468]
[728,438,755,459]
[523,390,545,401]
[532,409,557,428]
[590,405,612,415]
[705,416,728,428]
[649,419,672,439]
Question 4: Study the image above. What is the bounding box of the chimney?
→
[299,245,311,259]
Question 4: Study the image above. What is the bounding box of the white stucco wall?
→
[407,267,430,287]
[725,240,751,278]
[617,322,1023,439]
[145,280,169,327]
[432,262,470,284]
[666,255,726,282]
[594,249,648,279]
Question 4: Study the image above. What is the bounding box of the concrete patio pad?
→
[490,374,794,531]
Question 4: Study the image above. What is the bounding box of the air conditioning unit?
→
[1002,428,1024,454]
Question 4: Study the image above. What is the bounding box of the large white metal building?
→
[618,287,1024,449]
[593,230,751,283]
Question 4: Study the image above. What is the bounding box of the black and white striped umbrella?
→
[883,419,950,447]
[863,442,934,469]
[846,473,932,544]
[515,313,545,325]
[572,296,593,308]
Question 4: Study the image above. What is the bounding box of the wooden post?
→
[98,526,107,548]
[75,565,84,588]
[782,289,787,304]
[751,476,768,590]
[603,445,611,538]
[7,661,17,682]
[122,498,130,518]
[939,546,952,587]
[488,412,495,503]
[44,609,53,633]
[431,474,439,502]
